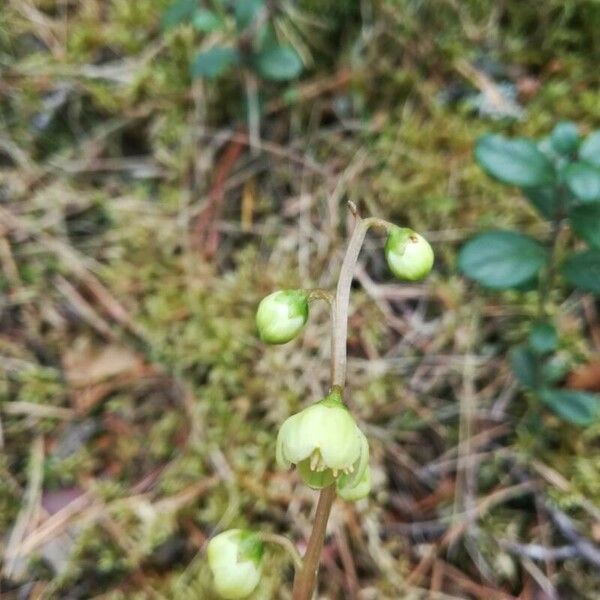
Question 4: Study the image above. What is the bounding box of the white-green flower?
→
[337,464,371,501]
[276,389,369,490]
[385,227,434,281]
[207,529,263,599]
[256,290,309,344]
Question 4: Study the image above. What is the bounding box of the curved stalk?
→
[258,532,303,571]
[292,213,392,600]
[332,217,389,387]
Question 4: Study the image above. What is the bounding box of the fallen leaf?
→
[63,342,142,387]
[567,359,600,391]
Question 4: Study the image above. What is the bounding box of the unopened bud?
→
[385,227,434,281]
[256,290,309,344]
[207,529,263,599]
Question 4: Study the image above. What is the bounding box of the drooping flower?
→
[385,226,434,281]
[256,290,309,344]
[276,388,369,490]
[207,529,263,599]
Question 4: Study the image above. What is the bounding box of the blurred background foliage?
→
[1,1,600,598]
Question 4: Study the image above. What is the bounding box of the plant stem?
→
[244,71,260,156]
[292,213,392,600]
[537,188,567,319]
[537,217,563,319]
[332,216,390,387]
[292,485,336,600]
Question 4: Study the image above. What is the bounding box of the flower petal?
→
[298,458,336,489]
[337,464,371,502]
[318,410,362,469]
[281,411,314,464]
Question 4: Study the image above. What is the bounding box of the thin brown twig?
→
[334,524,359,598]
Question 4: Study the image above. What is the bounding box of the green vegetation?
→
[459,125,600,426]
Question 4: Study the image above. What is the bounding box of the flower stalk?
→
[292,214,393,599]
[240,207,433,600]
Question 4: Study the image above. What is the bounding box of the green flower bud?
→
[256,290,309,344]
[207,529,263,599]
[385,227,434,281]
[276,389,369,489]
[337,464,371,501]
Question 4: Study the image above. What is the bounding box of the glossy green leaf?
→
[539,388,600,426]
[569,203,600,249]
[191,47,239,78]
[528,321,558,355]
[192,9,223,32]
[562,250,600,294]
[580,130,600,168]
[564,162,600,203]
[510,345,538,389]
[254,44,302,81]
[235,0,264,29]
[458,230,547,290]
[550,121,579,155]
[161,0,197,30]
[475,134,555,188]
[523,185,559,219]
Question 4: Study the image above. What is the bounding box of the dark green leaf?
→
[474,134,555,188]
[528,321,558,355]
[192,9,223,32]
[550,121,579,155]
[191,47,238,78]
[161,0,197,30]
[235,0,264,29]
[539,388,600,426]
[523,185,559,219]
[562,250,600,294]
[254,44,302,81]
[564,161,600,203]
[569,203,600,249]
[580,130,600,168]
[510,345,538,389]
[458,230,547,290]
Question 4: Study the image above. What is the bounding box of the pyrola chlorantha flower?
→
[256,290,309,344]
[276,388,369,490]
[207,529,263,599]
[385,226,434,281]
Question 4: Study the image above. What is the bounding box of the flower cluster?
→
[207,222,434,599]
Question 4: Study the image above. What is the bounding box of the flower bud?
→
[337,464,371,501]
[207,529,263,599]
[256,290,309,344]
[385,227,434,281]
[276,389,369,489]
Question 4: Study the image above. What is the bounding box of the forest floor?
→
[1,1,600,598]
